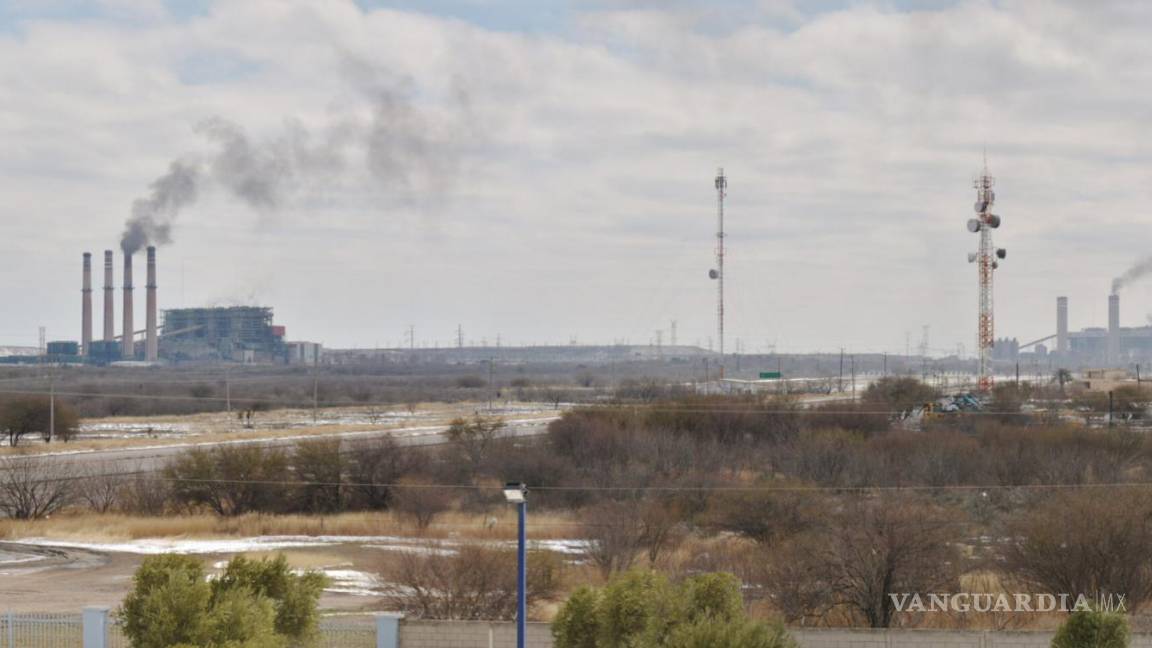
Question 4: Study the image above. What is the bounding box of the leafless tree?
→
[446,415,505,476]
[1004,489,1152,610]
[117,469,170,515]
[76,466,124,513]
[0,455,74,519]
[393,482,453,531]
[582,499,649,578]
[764,495,961,628]
[345,436,426,510]
[293,438,345,513]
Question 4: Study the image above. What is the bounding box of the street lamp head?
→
[503,482,527,504]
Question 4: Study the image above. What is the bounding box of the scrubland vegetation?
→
[5,375,1152,630]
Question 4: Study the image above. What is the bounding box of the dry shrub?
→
[382,544,562,620]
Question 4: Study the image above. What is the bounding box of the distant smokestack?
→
[1056,296,1068,354]
[146,246,158,362]
[82,253,92,356]
[123,253,134,359]
[1109,293,1120,364]
[103,250,115,342]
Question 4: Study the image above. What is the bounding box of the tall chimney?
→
[1108,293,1120,364]
[1056,296,1068,354]
[82,253,93,356]
[103,250,115,342]
[146,246,158,362]
[122,252,135,359]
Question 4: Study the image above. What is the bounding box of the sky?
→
[1,0,1151,354]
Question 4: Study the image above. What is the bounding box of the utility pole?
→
[312,370,319,423]
[851,355,856,402]
[488,358,495,412]
[48,362,56,443]
[224,365,232,414]
[838,348,844,393]
[457,324,464,350]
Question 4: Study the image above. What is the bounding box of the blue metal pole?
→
[517,499,527,648]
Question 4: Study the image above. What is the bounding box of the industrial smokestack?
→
[1109,293,1120,364]
[103,250,114,342]
[122,253,134,359]
[146,246,158,362]
[1056,296,1068,354]
[82,253,93,356]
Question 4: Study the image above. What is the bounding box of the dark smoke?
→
[120,66,474,253]
[121,160,200,254]
[1112,256,1152,294]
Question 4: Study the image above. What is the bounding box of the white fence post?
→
[82,607,109,648]
[376,612,402,648]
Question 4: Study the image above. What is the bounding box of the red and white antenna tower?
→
[709,168,727,380]
[967,159,1006,392]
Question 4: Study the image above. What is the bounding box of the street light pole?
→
[517,496,526,648]
[503,482,528,648]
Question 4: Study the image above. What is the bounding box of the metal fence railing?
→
[0,613,83,648]
[0,611,382,648]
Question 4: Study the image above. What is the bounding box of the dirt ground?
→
[0,541,394,616]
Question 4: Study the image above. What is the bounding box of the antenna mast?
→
[967,159,1006,392]
[710,168,727,380]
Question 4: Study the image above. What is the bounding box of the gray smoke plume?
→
[1112,256,1152,294]
[121,160,201,254]
[119,67,474,254]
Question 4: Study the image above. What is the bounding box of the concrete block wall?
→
[395,623,1152,648]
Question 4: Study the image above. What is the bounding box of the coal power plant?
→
[24,247,322,366]
[995,291,1152,367]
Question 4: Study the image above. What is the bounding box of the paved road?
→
[13,417,557,476]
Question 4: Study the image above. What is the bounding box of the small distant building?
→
[286,341,323,366]
[1078,368,1134,392]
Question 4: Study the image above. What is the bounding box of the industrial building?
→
[997,293,1152,368]
[161,306,287,363]
[5,247,321,366]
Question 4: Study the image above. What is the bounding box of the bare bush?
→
[346,436,426,510]
[764,495,961,627]
[384,544,561,620]
[393,482,453,531]
[1005,489,1152,610]
[118,470,170,515]
[77,467,124,513]
[0,456,74,519]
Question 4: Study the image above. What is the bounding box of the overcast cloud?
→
[1,0,1150,354]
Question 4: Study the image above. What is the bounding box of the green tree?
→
[667,616,797,648]
[119,554,326,648]
[552,570,795,648]
[120,555,213,648]
[211,555,327,644]
[1051,609,1129,648]
[552,587,600,648]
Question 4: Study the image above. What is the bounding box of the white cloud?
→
[0,0,1150,352]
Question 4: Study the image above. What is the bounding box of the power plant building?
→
[161,306,285,363]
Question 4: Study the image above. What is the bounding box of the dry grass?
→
[0,509,581,542]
